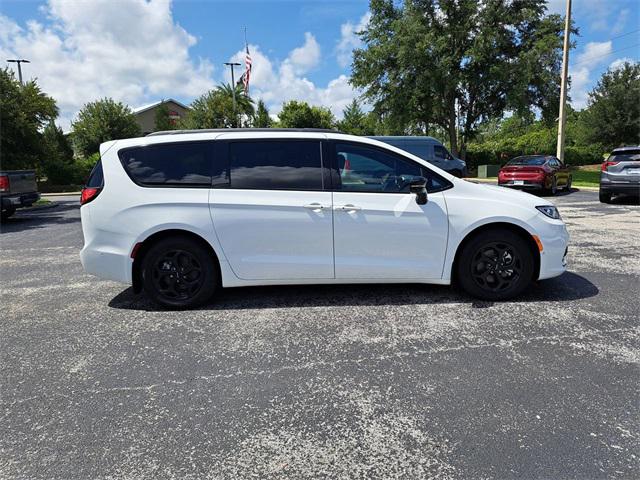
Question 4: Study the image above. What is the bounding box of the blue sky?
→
[1,0,638,128]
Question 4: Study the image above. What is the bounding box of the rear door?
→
[209,136,334,280]
[331,141,450,280]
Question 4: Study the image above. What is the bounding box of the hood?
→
[457,180,554,208]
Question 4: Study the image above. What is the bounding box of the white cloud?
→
[286,32,321,74]
[336,12,371,68]
[609,57,634,70]
[230,35,360,119]
[569,41,613,109]
[0,0,214,129]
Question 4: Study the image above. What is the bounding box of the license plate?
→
[513,180,525,185]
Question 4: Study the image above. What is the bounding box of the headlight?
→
[536,205,561,220]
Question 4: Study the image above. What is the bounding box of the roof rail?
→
[147,128,342,137]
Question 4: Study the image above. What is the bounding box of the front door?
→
[331,142,450,280]
[209,138,334,280]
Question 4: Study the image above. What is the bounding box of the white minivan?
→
[80,129,569,308]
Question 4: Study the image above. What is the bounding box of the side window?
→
[335,143,452,193]
[434,145,448,160]
[228,141,323,190]
[119,142,211,186]
[400,142,429,160]
[86,159,104,187]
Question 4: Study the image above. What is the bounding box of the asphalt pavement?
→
[1,189,638,479]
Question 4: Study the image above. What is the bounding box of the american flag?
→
[242,41,252,94]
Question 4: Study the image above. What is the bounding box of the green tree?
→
[583,62,640,149]
[253,100,272,128]
[0,68,58,170]
[154,101,177,131]
[71,98,140,157]
[41,122,80,184]
[351,0,567,158]
[277,101,335,129]
[181,85,254,129]
[337,99,374,135]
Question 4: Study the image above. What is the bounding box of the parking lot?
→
[1,189,638,479]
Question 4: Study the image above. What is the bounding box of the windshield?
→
[507,156,547,166]
[608,151,640,162]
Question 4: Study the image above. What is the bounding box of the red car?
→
[498,155,572,195]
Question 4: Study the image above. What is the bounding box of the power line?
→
[607,28,640,42]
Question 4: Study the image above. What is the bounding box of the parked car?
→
[599,146,640,203]
[369,136,468,177]
[0,170,40,220]
[80,129,569,308]
[498,155,571,195]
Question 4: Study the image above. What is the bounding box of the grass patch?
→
[33,199,51,206]
[570,168,600,187]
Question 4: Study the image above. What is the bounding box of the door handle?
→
[303,203,326,211]
[335,204,362,212]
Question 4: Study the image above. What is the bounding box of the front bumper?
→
[537,221,570,280]
[1,192,40,210]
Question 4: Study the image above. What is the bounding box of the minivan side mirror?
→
[409,177,428,205]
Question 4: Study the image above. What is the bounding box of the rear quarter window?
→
[86,159,104,188]
[119,142,212,187]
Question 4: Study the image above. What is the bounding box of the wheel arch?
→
[131,228,222,294]
[450,222,541,286]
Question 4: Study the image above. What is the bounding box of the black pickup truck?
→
[0,170,40,220]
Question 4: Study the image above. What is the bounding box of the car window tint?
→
[86,159,104,187]
[400,143,429,160]
[119,142,211,186]
[609,152,640,162]
[434,145,447,159]
[228,141,323,190]
[507,156,546,166]
[336,143,450,193]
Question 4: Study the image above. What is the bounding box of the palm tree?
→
[215,83,255,127]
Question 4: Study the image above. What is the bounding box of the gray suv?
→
[599,146,640,203]
[370,136,468,177]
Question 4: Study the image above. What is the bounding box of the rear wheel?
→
[548,176,558,195]
[599,190,612,203]
[564,175,572,191]
[141,236,218,309]
[456,229,535,301]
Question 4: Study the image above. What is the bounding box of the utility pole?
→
[7,59,30,84]
[223,62,241,127]
[556,0,572,162]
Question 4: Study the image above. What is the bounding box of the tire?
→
[456,229,535,301]
[1,208,16,221]
[564,175,572,192]
[548,176,558,196]
[599,190,612,203]
[141,236,218,309]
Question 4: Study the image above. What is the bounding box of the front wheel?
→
[456,229,535,301]
[548,176,558,196]
[1,208,16,221]
[141,236,218,309]
[564,175,572,192]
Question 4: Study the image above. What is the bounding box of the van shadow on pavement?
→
[108,271,598,312]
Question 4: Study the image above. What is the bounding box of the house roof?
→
[132,98,190,115]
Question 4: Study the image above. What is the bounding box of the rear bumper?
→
[498,181,544,190]
[1,192,40,210]
[599,182,640,195]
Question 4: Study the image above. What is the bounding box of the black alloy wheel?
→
[470,242,522,293]
[457,229,535,300]
[142,236,217,309]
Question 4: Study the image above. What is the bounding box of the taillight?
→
[602,161,619,171]
[80,187,101,205]
[0,175,9,193]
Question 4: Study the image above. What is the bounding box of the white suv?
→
[80,129,569,308]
